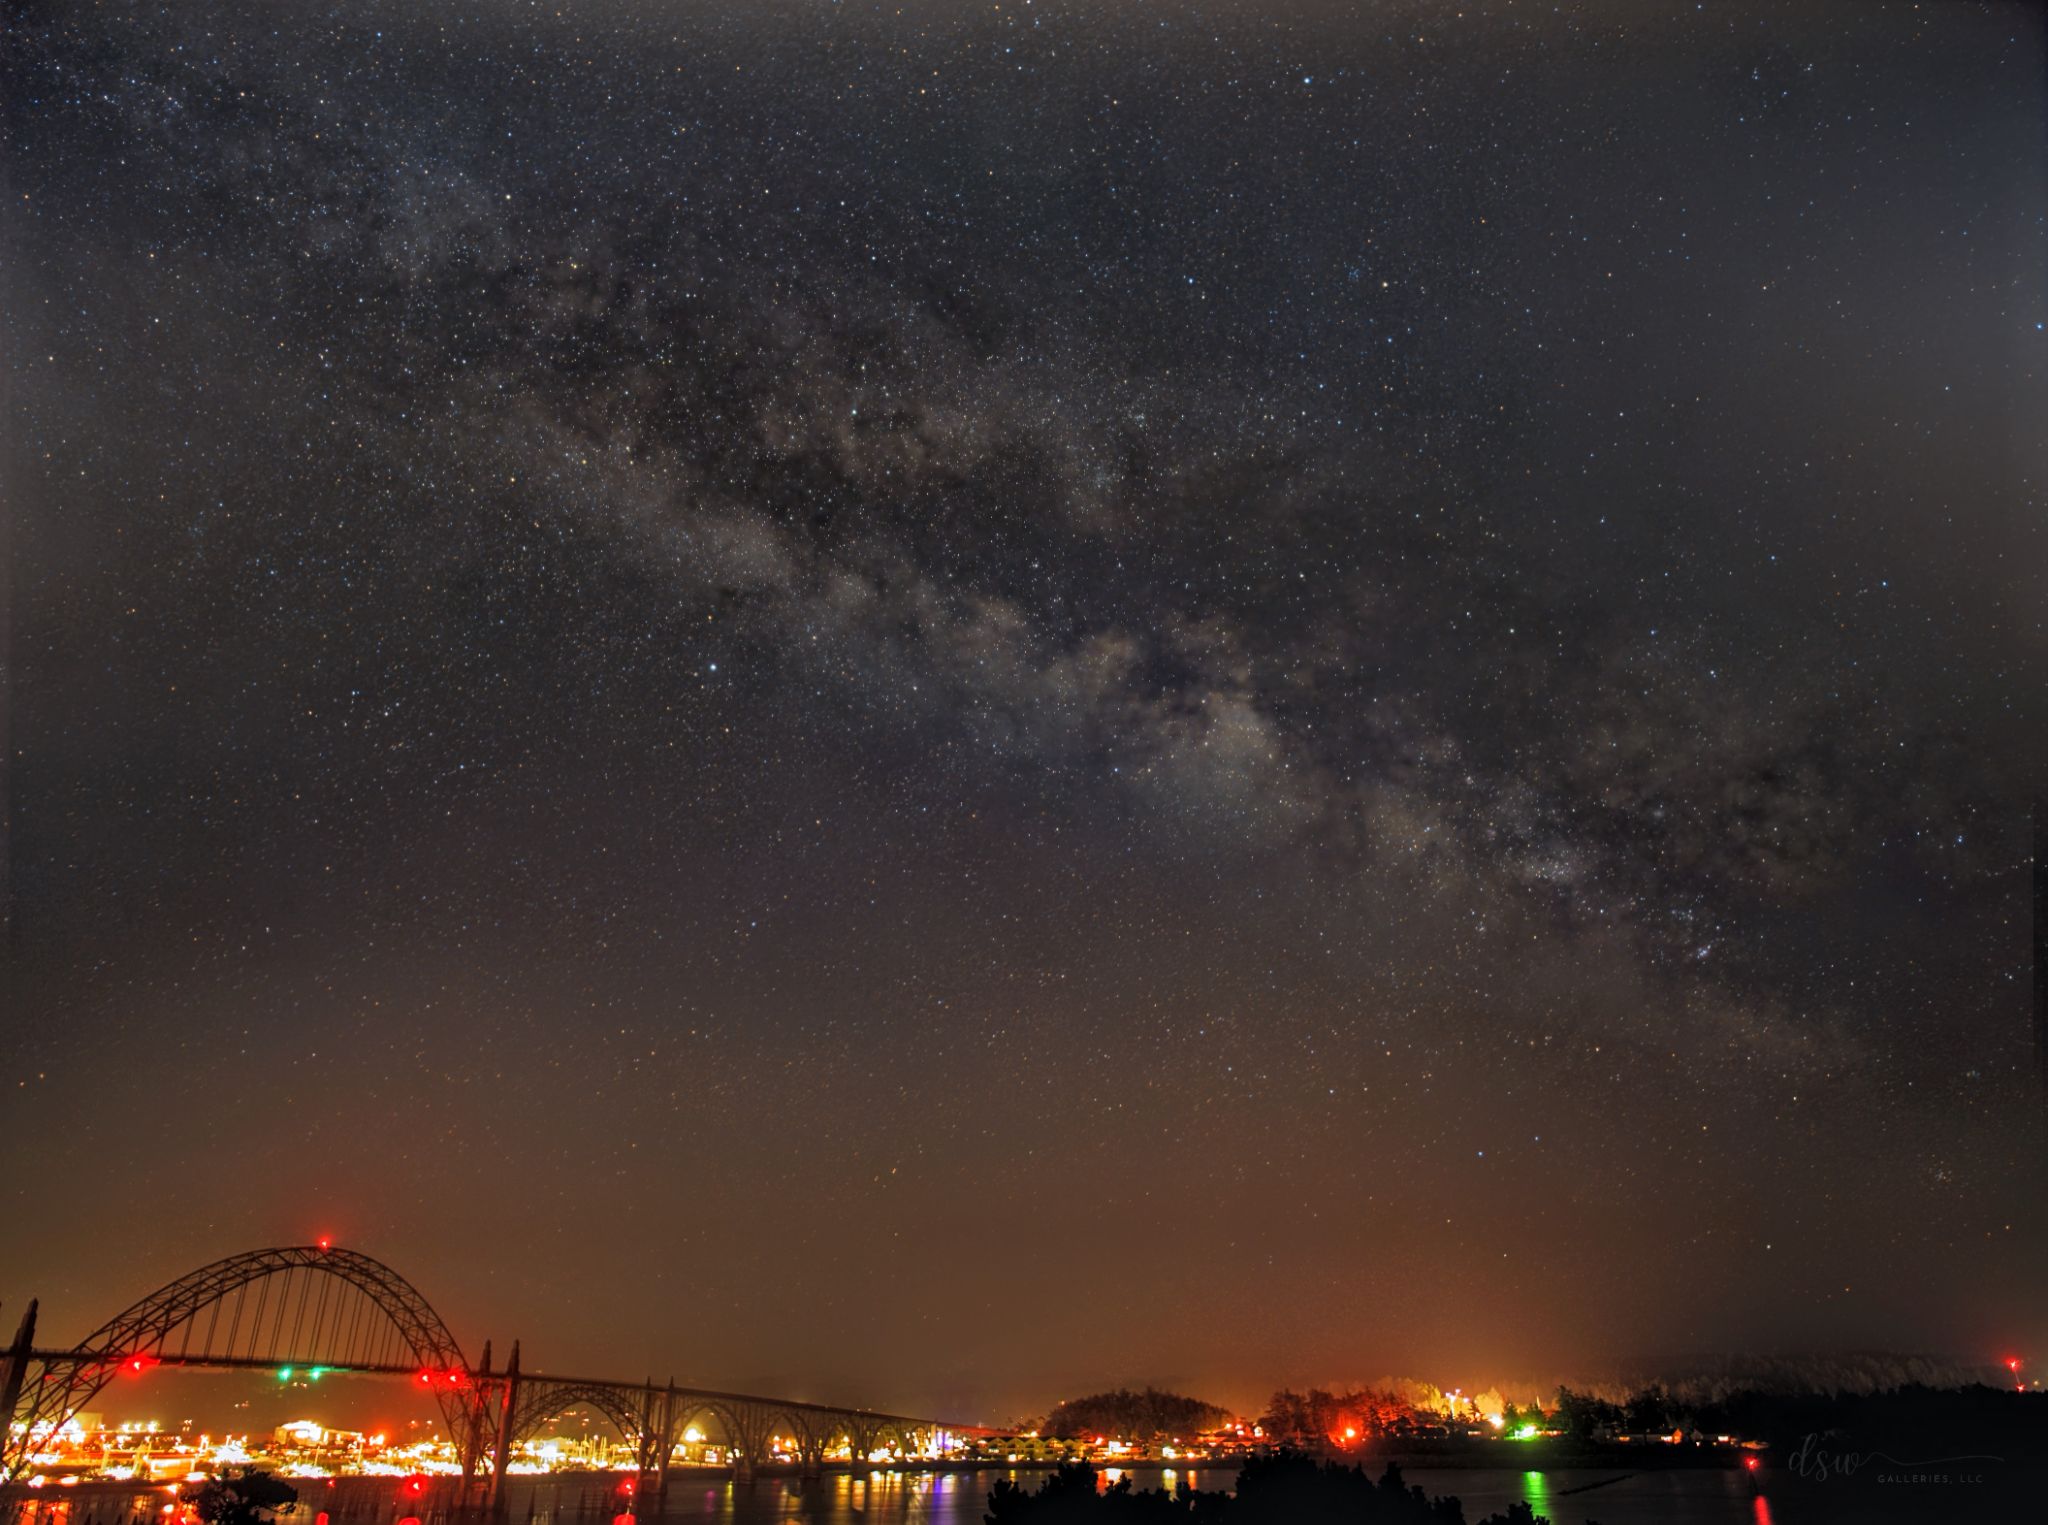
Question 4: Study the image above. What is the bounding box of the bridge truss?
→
[1,1246,976,1493]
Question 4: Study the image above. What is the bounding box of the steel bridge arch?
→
[4,1246,473,1480]
[656,1397,824,1468]
[508,1382,648,1449]
[663,1397,727,1445]
[666,1397,756,1459]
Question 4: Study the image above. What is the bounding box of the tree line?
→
[986,1455,1552,1525]
[1039,1388,1234,1440]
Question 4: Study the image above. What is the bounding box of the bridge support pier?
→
[487,1341,520,1516]
[654,1381,676,1509]
[0,1301,36,1457]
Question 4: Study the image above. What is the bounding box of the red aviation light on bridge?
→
[317,1236,332,1252]
[124,1355,159,1376]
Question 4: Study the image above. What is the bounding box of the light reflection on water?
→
[0,1466,1912,1525]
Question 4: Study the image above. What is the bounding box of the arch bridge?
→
[1,1246,983,1498]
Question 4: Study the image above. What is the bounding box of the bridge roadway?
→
[2,1245,1004,1499]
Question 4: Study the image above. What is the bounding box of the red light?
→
[416,1371,432,1386]
[317,1237,332,1252]
[125,1355,158,1376]
[1746,1458,1759,1471]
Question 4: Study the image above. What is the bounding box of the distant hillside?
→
[1468,1352,2021,1406]
[1038,1387,1233,1440]
[1607,1352,2019,1401]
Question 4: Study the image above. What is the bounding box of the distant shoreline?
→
[0,1444,1769,1504]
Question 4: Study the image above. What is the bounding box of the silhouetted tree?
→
[1552,1386,1620,1442]
[1623,1385,1669,1433]
[986,1462,1231,1524]
[1040,1388,1232,1440]
[1234,1453,1465,1524]
[1258,1390,1316,1447]
[1498,1401,1541,1432]
[1257,1386,1422,1447]
[193,1470,297,1525]
[984,1457,1554,1525]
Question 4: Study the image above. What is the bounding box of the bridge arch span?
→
[4,1245,474,1480]
[509,1382,649,1450]
[5,1245,977,1488]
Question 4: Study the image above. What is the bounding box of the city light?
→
[7,1327,1793,1492]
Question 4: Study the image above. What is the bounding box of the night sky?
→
[4,0,2044,1425]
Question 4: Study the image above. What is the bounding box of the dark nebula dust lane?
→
[4,0,2043,1416]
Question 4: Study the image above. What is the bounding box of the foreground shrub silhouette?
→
[986,1462,1229,1524]
[985,1453,1551,1525]
[193,1469,298,1525]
